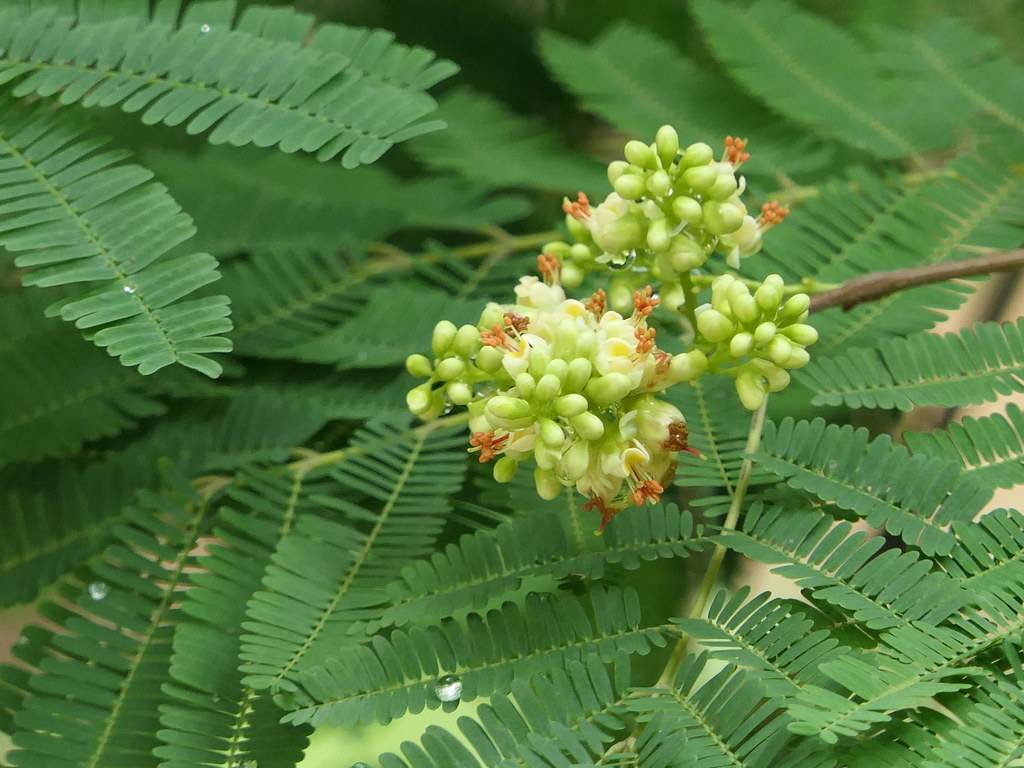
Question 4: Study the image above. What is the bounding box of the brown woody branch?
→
[809,248,1024,313]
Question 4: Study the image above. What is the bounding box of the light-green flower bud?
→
[534,468,562,500]
[562,262,584,289]
[647,170,672,198]
[669,235,705,272]
[559,439,590,482]
[669,350,708,382]
[479,303,504,329]
[447,381,473,405]
[435,357,465,381]
[476,345,504,373]
[570,411,605,441]
[556,393,589,417]
[766,367,791,392]
[656,125,679,167]
[613,173,646,201]
[607,160,630,185]
[753,321,777,346]
[567,214,590,242]
[730,332,753,357]
[453,325,480,357]
[539,418,565,447]
[528,349,551,379]
[647,218,671,252]
[564,359,593,393]
[535,442,559,471]
[768,335,793,365]
[683,165,717,194]
[708,172,739,201]
[735,371,767,411]
[493,455,518,483]
[779,293,811,321]
[781,323,819,346]
[585,373,633,406]
[515,372,536,398]
[431,320,458,357]
[406,383,433,415]
[405,353,432,378]
[754,283,782,313]
[535,373,561,402]
[661,282,686,313]
[546,359,569,381]
[783,347,811,369]
[730,293,759,324]
[570,243,594,263]
[487,395,532,421]
[624,139,656,169]
[696,309,734,343]
[609,281,633,314]
[672,195,703,226]
[702,201,744,235]
[681,142,713,167]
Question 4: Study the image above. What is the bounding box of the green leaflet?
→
[755,418,990,555]
[0,100,232,375]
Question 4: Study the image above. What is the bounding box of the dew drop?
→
[433,674,462,703]
[200,23,211,33]
[350,763,371,768]
[87,581,110,601]
[122,284,136,294]
[442,401,454,415]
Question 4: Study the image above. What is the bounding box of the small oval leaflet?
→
[87,581,110,601]
[433,674,462,703]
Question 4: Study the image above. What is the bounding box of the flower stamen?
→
[585,288,607,318]
[503,312,530,334]
[561,191,591,221]
[635,326,656,355]
[663,421,700,456]
[538,252,561,285]
[468,431,510,463]
[631,479,663,506]
[759,200,790,228]
[724,135,750,166]
[632,285,659,320]
[583,495,621,533]
[481,324,510,348]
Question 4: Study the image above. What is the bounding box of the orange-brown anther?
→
[538,252,561,284]
[562,191,591,221]
[585,288,607,318]
[654,351,672,373]
[480,324,509,348]
[503,312,530,334]
[663,421,700,456]
[632,286,659,319]
[760,200,790,227]
[469,431,509,463]
[583,496,621,533]
[724,135,750,166]
[631,479,664,506]
[635,326,656,355]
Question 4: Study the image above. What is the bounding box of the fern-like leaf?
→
[801,318,1024,411]
[376,502,705,632]
[717,503,967,631]
[0,100,232,375]
[284,587,665,727]
[156,466,312,768]
[0,4,455,168]
[377,654,633,768]
[240,418,468,691]
[3,473,213,767]
[905,405,1024,491]
[538,21,833,178]
[755,418,989,555]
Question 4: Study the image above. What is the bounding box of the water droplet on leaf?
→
[123,284,135,294]
[87,581,109,601]
[200,23,211,33]
[433,674,462,703]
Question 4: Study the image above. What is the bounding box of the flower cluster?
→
[406,265,703,529]
[692,274,818,410]
[542,126,787,314]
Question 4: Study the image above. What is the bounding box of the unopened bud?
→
[546,359,568,381]
[669,235,706,272]
[669,350,708,382]
[708,171,739,201]
[609,281,633,313]
[535,442,559,471]
[613,173,646,200]
[405,353,432,378]
[672,196,703,226]
[535,373,561,402]
[768,335,793,365]
[683,165,716,194]
[736,371,767,411]
[754,283,782,312]
[567,215,590,242]
[560,439,590,481]
[681,142,713,167]
[487,396,532,421]
[702,201,744,235]
[571,411,606,441]
[585,373,633,406]
[479,303,504,329]
[435,357,465,381]
[528,349,551,379]
[556,393,589,417]
[539,418,565,447]
[753,321,777,346]
[779,293,811,321]
[647,170,672,198]
[781,323,819,346]
[534,468,563,500]
[607,160,630,185]
[447,381,473,405]
[493,455,518,483]
[515,372,536,399]
[561,262,584,289]
[696,309,734,343]
[431,320,458,356]
[564,359,593,393]
[570,243,594,263]
[729,292,759,324]
[406,383,433,415]
[476,345,504,373]
[624,139,656,169]
[730,332,753,357]
[453,324,481,357]
[647,218,671,252]
[656,125,680,167]
[783,347,811,369]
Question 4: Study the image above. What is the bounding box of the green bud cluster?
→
[693,273,818,410]
[548,126,772,313]
[406,276,698,524]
